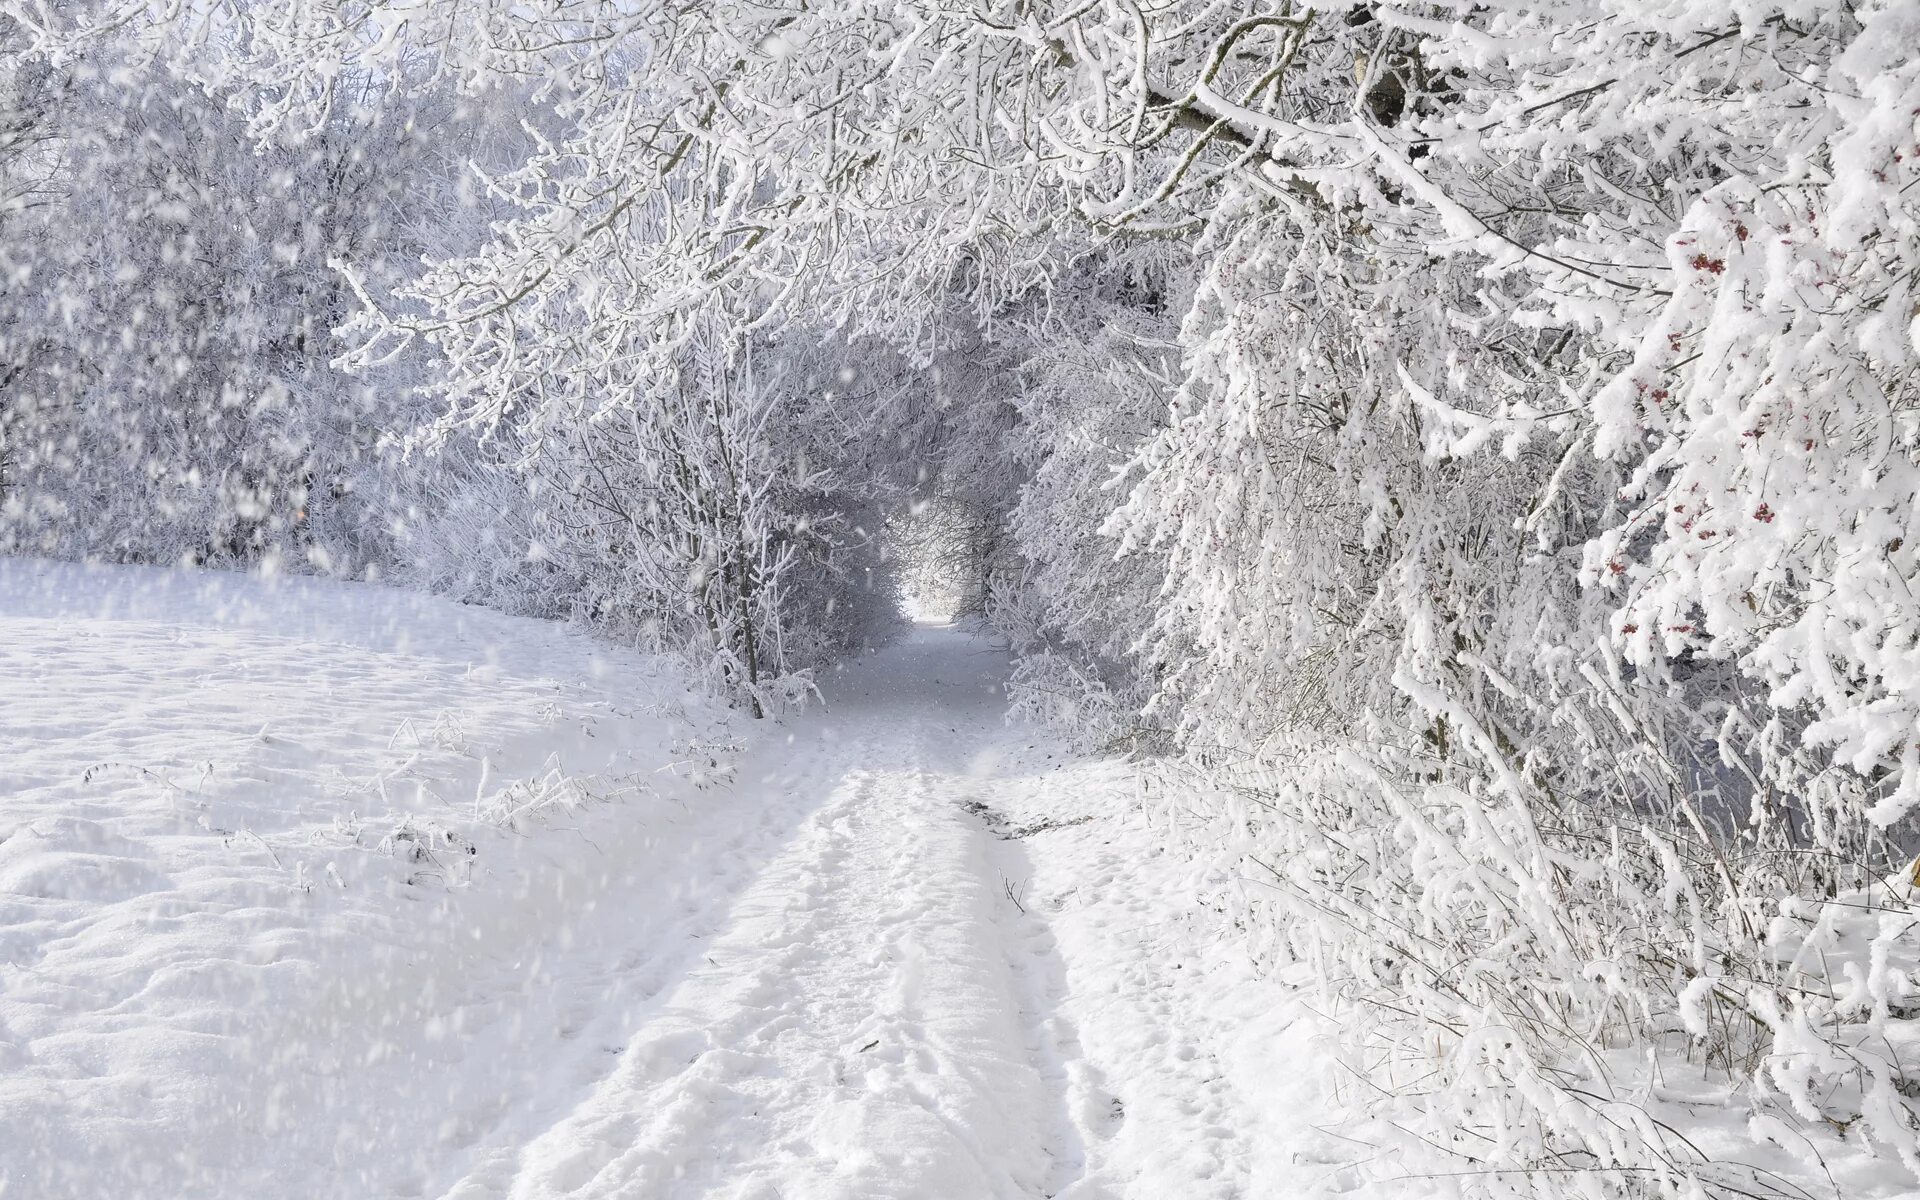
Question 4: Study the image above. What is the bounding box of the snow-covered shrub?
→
[1094,3,1920,1192]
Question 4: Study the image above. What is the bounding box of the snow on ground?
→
[0,561,755,1197]
[966,725,1355,1198]
[0,562,1339,1199]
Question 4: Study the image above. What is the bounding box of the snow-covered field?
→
[0,563,1326,1199]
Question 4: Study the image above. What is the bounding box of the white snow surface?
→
[0,563,1336,1199]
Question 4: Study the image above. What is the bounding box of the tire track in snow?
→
[961,797,1105,1199]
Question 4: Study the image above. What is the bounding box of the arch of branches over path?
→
[10,1,1920,1192]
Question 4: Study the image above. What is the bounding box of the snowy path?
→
[430,631,1067,1199]
[0,567,1333,1200]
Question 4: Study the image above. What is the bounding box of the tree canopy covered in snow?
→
[6,0,1920,1193]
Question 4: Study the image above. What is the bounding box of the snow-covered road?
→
[1,567,1334,1199]
[434,630,1069,1199]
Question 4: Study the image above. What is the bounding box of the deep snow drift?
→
[0,563,1327,1199]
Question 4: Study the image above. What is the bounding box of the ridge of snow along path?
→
[0,562,1342,1199]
